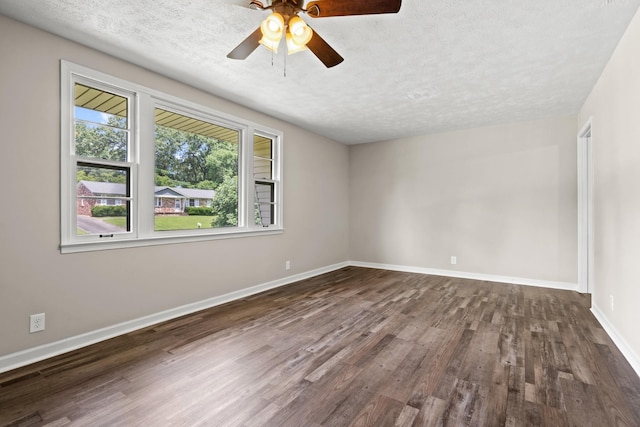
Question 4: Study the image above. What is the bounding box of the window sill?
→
[60,227,284,254]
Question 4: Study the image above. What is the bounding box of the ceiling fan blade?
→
[249,1,265,9]
[306,0,401,18]
[306,29,344,68]
[226,0,265,9]
[227,27,263,60]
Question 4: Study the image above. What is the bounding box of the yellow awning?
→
[155,108,239,144]
[74,83,240,145]
[75,83,127,118]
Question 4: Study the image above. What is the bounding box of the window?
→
[72,84,133,235]
[154,106,239,230]
[254,134,278,227]
[61,61,282,253]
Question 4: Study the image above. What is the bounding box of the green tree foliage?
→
[155,125,239,226]
[154,174,176,187]
[210,176,238,227]
[75,118,127,162]
[77,117,240,225]
[154,125,238,187]
[206,146,238,187]
[195,180,217,190]
[76,116,128,183]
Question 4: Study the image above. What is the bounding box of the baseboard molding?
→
[0,261,349,374]
[591,304,640,379]
[0,260,599,375]
[349,261,579,291]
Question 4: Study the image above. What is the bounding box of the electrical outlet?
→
[30,313,45,333]
[285,260,291,270]
[610,295,614,311]
[451,256,457,265]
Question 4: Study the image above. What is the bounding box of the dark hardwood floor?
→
[1,267,639,426]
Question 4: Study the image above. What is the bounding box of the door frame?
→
[577,118,594,294]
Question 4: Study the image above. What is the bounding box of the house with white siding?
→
[77,180,215,216]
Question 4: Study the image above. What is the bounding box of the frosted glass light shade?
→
[260,13,284,42]
[286,33,307,54]
[288,16,313,47]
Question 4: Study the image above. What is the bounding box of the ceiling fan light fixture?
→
[260,12,284,41]
[288,16,313,47]
[288,16,307,38]
[259,12,284,53]
[286,32,307,54]
[228,0,402,68]
[259,36,281,53]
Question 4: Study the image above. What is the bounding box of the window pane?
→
[76,165,129,235]
[255,182,275,227]
[254,158,272,180]
[74,83,128,162]
[154,108,239,230]
[254,135,273,180]
[254,134,276,227]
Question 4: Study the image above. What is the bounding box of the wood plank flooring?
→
[1,267,639,426]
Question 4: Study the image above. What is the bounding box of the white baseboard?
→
[349,261,579,291]
[591,304,640,379]
[0,261,349,374]
[0,261,605,375]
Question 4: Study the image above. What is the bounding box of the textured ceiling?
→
[0,0,639,144]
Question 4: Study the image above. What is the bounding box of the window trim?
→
[61,60,283,253]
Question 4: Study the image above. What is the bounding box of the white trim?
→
[577,118,595,294]
[349,261,579,291]
[0,262,349,374]
[60,228,285,253]
[591,304,640,379]
[8,261,640,378]
[0,261,580,374]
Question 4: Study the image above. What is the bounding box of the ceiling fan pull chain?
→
[284,51,287,78]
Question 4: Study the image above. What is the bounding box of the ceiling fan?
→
[227,0,402,68]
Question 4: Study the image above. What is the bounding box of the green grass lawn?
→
[103,215,215,231]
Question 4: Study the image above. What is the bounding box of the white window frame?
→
[61,61,283,253]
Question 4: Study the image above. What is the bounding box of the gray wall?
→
[578,7,640,366]
[0,15,350,357]
[349,116,578,284]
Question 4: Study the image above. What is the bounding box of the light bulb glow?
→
[268,19,280,32]
[289,16,306,36]
[287,16,313,51]
[260,13,284,43]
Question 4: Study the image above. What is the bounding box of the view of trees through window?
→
[64,65,281,251]
[74,83,131,235]
[73,82,242,233]
[154,108,240,230]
